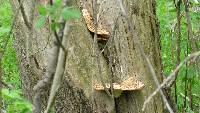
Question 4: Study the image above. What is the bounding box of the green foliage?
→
[0,0,20,89]
[0,0,12,41]
[35,15,46,29]
[61,7,80,20]
[157,0,200,112]
[1,88,33,113]
[0,1,25,112]
[35,1,80,30]
[2,38,21,89]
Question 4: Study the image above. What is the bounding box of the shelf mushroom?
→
[82,8,110,40]
[93,77,145,98]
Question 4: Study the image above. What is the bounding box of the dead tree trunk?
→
[12,0,165,112]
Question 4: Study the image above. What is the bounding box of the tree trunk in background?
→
[11,0,165,113]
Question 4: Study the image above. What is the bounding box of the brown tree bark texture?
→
[12,0,164,112]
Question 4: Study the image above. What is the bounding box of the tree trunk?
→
[12,0,165,113]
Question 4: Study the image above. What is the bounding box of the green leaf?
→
[0,27,10,36]
[15,101,33,113]
[61,7,80,20]
[54,0,62,8]
[46,5,57,20]
[169,8,176,12]
[50,22,59,31]
[35,16,46,29]
[38,5,47,16]
[187,65,197,78]
[1,88,21,100]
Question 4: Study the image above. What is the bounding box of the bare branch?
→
[0,80,11,88]
[33,44,59,113]
[44,22,70,113]
[33,1,68,112]
[17,0,32,29]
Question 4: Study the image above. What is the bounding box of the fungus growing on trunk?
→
[93,77,144,98]
[82,8,110,40]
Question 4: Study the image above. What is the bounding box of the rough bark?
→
[12,0,165,113]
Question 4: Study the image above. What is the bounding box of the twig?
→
[53,30,67,53]
[116,0,173,113]
[17,0,32,29]
[44,22,69,113]
[143,51,200,110]
[33,0,67,112]
[0,80,10,88]
[33,43,59,113]
[184,45,188,111]
[16,0,35,65]
[49,0,67,53]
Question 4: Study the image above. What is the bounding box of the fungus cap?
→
[94,77,144,91]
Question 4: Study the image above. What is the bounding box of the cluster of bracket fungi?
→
[82,8,144,92]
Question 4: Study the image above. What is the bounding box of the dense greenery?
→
[0,0,199,112]
[0,0,32,112]
[157,1,200,112]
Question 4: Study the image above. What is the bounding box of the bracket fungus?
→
[93,77,144,97]
[82,9,110,39]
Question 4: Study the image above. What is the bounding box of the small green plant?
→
[35,0,80,30]
[1,88,33,113]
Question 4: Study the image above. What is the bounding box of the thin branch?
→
[33,1,67,112]
[0,80,10,88]
[143,51,200,110]
[116,0,173,113]
[17,0,32,29]
[33,43,59,113]
[53,30,67,53]
[49,0,67,53]
[184,45,188,111]
[44,22,69,113]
